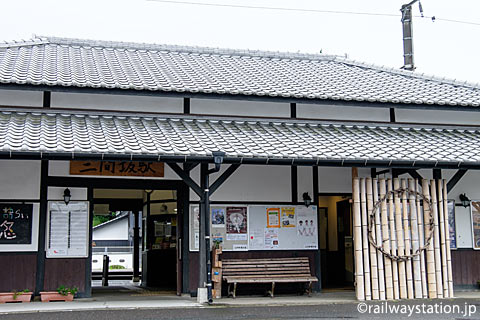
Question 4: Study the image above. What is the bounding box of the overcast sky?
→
[1,0,479,83]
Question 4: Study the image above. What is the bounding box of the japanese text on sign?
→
[70,161,164,177]
[0,204,33,244]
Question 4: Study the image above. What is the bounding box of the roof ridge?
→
[33,35,340,61]
[335,57,480,91]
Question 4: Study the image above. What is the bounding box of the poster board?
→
[0,204,33,244]
[248,205,318,250]
[189,204,318,251]
[46,201,89,258]
[190,205,249,251]
[447,200,456,249]
[471,200,480,250]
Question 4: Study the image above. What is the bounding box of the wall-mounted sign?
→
[70,161,164,177]
[46,201,89,258]
[471,201,480,250]
[0,204,33,244]
[447,200,456,249]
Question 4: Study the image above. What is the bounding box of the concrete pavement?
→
[1,288,479,315]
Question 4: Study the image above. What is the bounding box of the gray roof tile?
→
[0,36,480,107]
[0,109,480,166]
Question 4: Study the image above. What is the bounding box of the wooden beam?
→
[291,166,298,203]
[290,103,296,119]
[209,164,240,195]
[447,169,468,193]
[167,162,203,197]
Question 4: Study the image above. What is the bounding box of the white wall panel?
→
[0,160,41,199]
[396,109,480,126]
[0,89,43,107]
[297,104,390,122]
[191,98,290,118]
[318,167,352,193]
[297,166,313,202]
[48,187,87,201]
[93,218,129,240]
[190,164,291,202]
[51,92,183,113]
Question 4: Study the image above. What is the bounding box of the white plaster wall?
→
[190,98,290,118]
[93,218,129,240]
[396,109,480,126]
[297,104,390,122]
[0,89,43,107]
[49,160,180,180]
[47,187,88,201]
[51,92,183,114]
[0,160,41,199]
[297,166,313,202]
[318,167,353,193]
[189,164,291,202]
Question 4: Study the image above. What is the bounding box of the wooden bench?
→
[222,257,318,298]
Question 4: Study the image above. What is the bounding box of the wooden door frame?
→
[46,176,189,297]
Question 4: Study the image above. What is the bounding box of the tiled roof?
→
[1,109,480,167]
[0,36,479,107]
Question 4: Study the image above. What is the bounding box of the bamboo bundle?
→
[437,180,449,298]
[353,178,365,300]
[401,179,414,299]
[430,180,444,298]
[408,179,422,298]
[394,178,407,299]
[422,179,437,298]
[360,178,372,300]
[366,178,379,300]
[387,179,400,299]
[416,180,428,298]
[373,179,386,300]
[442,180,454,298]
[379,179,393,300]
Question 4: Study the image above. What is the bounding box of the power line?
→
[146,0,397,18]
[146,0,480,27]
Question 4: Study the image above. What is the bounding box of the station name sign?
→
[70,160,164,177]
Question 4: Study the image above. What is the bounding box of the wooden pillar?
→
[35,160,48,296]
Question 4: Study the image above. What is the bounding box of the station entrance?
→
[91,188,181,296]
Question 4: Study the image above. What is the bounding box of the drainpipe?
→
[201,152,224,304]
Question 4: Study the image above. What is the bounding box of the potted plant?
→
[0,289,32,303]
[40,285,78,302]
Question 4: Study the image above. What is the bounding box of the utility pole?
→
[401,0,423,71]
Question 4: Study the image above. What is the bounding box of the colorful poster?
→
[264,228,279,248]
[267,208,280,228]
[211,207,226,227]
[281,207,296,227]
[226,207,247,234]
[472,201,480,249]
[447,200,456,249]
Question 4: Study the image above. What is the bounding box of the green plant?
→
[109,264,126,270]
[12,289,30,300]
[56,285,78,296]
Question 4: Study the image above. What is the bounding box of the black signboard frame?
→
[0,203,33,244]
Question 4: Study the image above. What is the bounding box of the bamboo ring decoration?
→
[368,187,434,262]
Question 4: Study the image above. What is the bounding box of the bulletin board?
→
[190,205,249,251]
[248,205,318,250]
[189,204,318,251]
[46,201,89,258]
